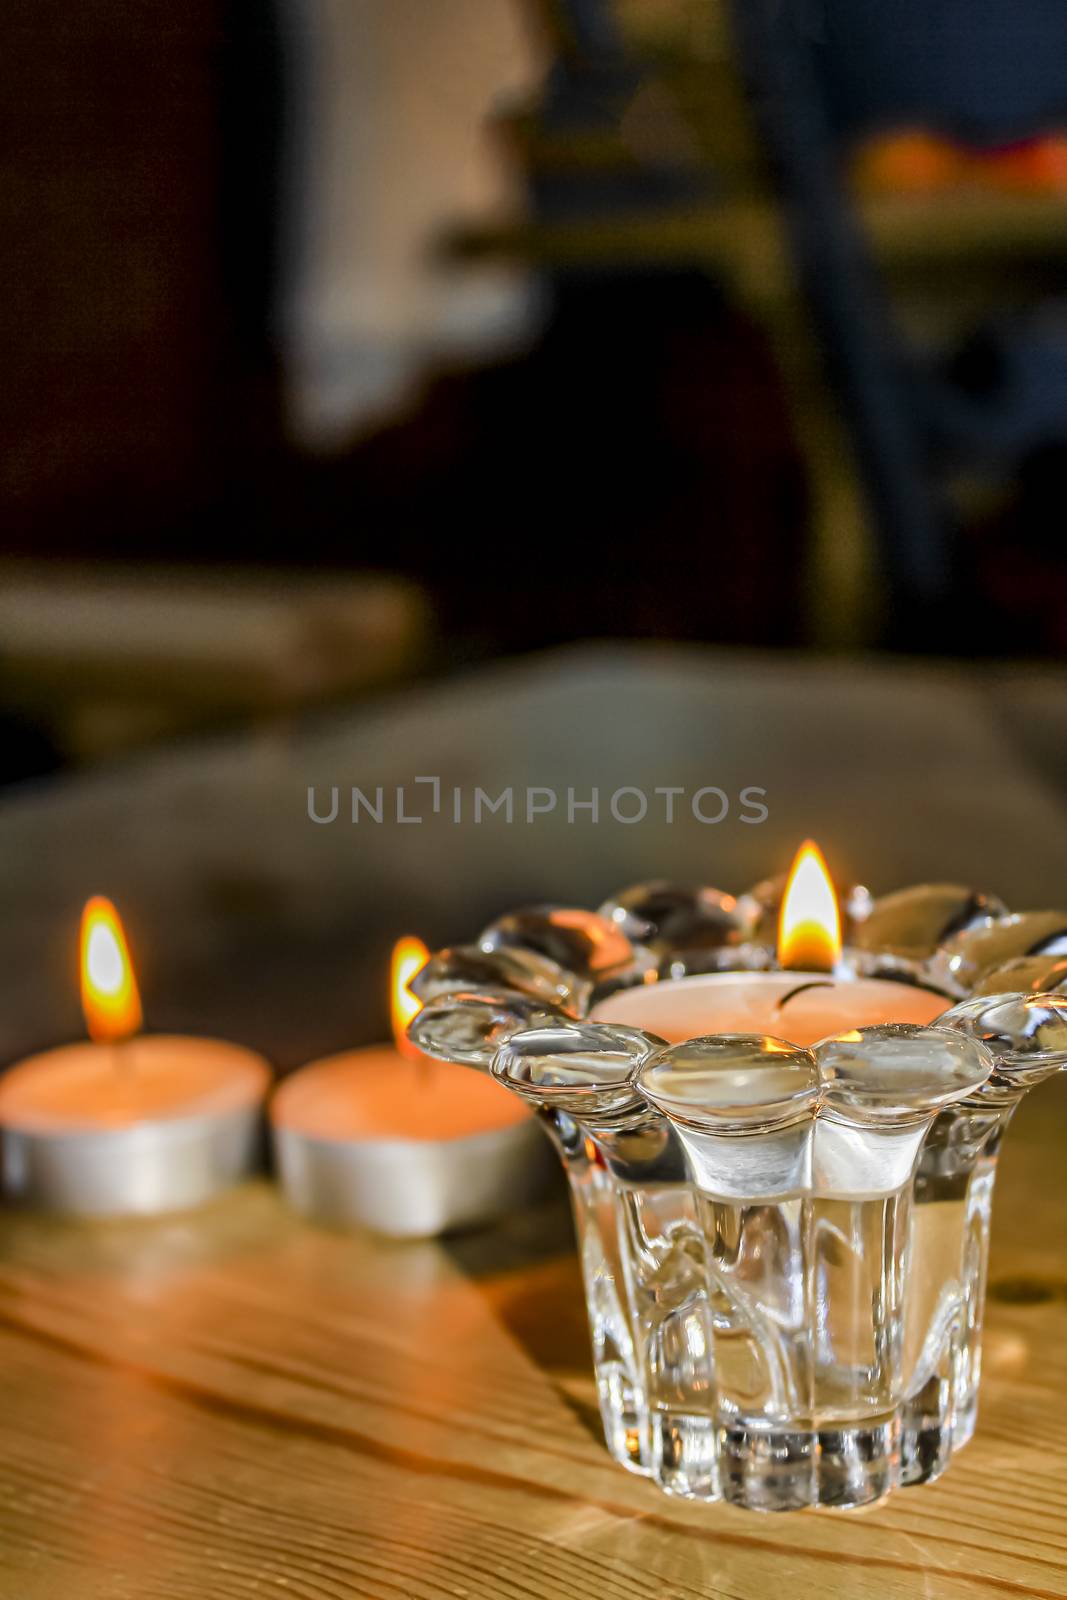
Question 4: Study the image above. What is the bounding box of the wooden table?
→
[2,646,1067,1596]
[2,1075,1067,1600]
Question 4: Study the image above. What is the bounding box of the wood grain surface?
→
[2,1077,1067,1600]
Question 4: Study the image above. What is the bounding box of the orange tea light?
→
[271,937,551,1237]
[596,842,949,1046]
[0,897,270,1215]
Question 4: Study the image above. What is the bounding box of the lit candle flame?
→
[80,896,143,1043]
[778,841,842,973]
[390,936,430,1057]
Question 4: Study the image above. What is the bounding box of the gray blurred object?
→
[0,562,428,760]
[0,644,1064,1068]
[276,0,546,447]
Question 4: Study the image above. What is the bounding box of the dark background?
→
[2,0,1067,789]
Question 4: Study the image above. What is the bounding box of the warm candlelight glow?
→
[761,1034,804,1053]
[390,936,430,1057]
[79,896,143,1044]
[778,841,842,973]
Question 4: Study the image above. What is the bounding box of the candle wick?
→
[775,980,836,1012]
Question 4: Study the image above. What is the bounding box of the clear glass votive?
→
[493,1019,998,1510]
[408,891,1067,1512]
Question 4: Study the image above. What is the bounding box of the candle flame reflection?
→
[778,841,842,973]
[391,936,430,1057]
[80,896,143,1043]
[760,1035,802,1054]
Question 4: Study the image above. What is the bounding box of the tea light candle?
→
[0,898,270,1215]
[271,938,552,1237]
[595,969,948,1046]
[597,843,949,1045]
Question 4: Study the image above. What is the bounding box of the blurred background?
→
[4,0,1067,779]
[2,0,1067,1063]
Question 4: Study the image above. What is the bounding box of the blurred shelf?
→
[443,188,1067,303]
[0,563,431,761]
[440,198,790,306]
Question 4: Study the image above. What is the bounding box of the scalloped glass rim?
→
[410,880,1067,1058]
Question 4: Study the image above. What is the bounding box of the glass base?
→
[632,1412,901,1510]
[718,1423,819,1512]
[602,1386,984,1508]
[653,1412,719,1498]
[626,1395,981,1508]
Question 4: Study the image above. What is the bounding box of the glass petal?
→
[598,881,747,955]
[492,1023,659,1117]
[927,911,1067,994]
[411,943,590,1017]
[934,992,1067,1074]
[855,884,1006,959]
[408,989,570,1069]
[636,1034,819,1129]
[478,905,636,980]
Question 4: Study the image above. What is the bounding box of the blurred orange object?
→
[853,128,1067,195]
[975,136,1067,191]
[851,130,967,193]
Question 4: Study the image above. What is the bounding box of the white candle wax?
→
[0,1036,269,1130]
[0,1036,271,1215]
[273,1044,532,1141]
[594,971,948,1048]
[271,1043,551,1237]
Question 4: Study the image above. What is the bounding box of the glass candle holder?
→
[410,884,1067,1511]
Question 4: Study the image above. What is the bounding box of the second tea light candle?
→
[271,938,553,1236]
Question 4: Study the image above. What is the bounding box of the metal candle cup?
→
[271,938,553,1238]
[0,897,270,1216]
[0,1035,270,1216]
[271,1045,551,1237]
